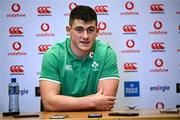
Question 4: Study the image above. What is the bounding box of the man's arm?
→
[98,79,119,96]
[40,80,116,111]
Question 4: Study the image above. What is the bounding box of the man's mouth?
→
[80,41,90,44]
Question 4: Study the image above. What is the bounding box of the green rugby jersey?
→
[40,38,119,97]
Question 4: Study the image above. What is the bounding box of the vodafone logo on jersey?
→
[150,58,168,72]
[149,20,167,35]
[38,44,52,54]
[151,42,165,52]
[121,39,140,53]
[9,65,24,75]
[9,26,24,37]
[7,3,26,17]
[94,5,109,15]
[37,6,52,16]
[97,22,112,36]
[36,23,55,37]
[123,62,138,72]
[122,24,137,34]
[64,2,78,16]
[150,4,164,14]
[7,42,27,56]
[120,1,139,15]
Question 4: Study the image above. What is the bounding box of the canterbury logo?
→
[10,65,24,73]
[124,63,137,71]
[123,25,136,32]
[154,58,163,67]
[11,3,20,12]
[151,42,165,50]
[126,39,135,48]
[150,4,164,12]
[9,27,23,35]
[37,7,51,14]
[125,1,134,10]
[94,5,108,13]
[38,45,51,52]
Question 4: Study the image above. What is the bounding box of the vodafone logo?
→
[150,4,164,12]
[37,6,51,15]
[151,42,165,50]
[98,22,107,31]
[38,44,51,52]
[123,25,136,33]
[41,23,50,32]
[154,21,162,30]
[124,63,137,71]
[154,58,163,67]
[126,39,135,48]
[69,2,78,10]
[11,3,21,12]
[12,42,22,51]
[94,5,108,13]
[125,1,134,10]
[156,102,164,109]
[9,27,23,35]
[10,65,24,73]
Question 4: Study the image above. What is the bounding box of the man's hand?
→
[88,88,116,111]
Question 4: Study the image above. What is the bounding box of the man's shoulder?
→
[47,39,68,53]
[95,40,112,51]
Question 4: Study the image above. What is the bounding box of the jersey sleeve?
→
[99,47,120,80]
[39,49,60,83]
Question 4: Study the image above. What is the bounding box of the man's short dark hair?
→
[69,5,97,26]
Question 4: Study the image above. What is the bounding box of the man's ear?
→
[96,27,99,37]
[66,26,70,36]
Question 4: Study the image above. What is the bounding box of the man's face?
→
[67,19,99,55]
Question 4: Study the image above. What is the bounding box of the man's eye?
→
[75,28,84,33]
[87,28,95,33]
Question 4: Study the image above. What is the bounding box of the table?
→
[1,109,180,120]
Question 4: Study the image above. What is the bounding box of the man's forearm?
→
[43,94,95,111]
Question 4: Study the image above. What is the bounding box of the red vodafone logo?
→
[98,22,107,31]
[41,23,50,32]
[126,39,135,48]
[154,21,162,30]
[154,58,163,67]
[69,2,78,10]
[12,42,22,51]
[11,3,21,12]
[156,102,164,109]
[125,1,134,10]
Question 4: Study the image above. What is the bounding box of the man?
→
[39,5,119,111]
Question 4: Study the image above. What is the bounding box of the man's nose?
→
[82,30,88,38]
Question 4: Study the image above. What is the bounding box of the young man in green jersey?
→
[39,5,120,111]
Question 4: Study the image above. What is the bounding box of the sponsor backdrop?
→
[0,0,180,112]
